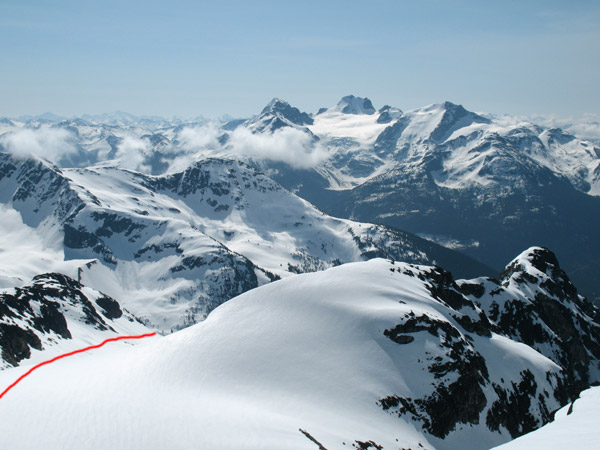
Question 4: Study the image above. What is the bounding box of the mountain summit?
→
[259,98,313,126]
[243,98,314,133]
[334,95,376,115]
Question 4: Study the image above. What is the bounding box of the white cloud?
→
[518,114,600,143]
[177,124,221,152]
[491,113,600,144]
[0,126,77,161]
[116,136,152,172]
[227,127,329,169]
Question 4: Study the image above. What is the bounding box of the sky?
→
[1,0,599,118]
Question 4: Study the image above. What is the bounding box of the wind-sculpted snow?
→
[0,153,488,331]
[0,253,596,449]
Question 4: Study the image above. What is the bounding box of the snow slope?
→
[0,254,597,449]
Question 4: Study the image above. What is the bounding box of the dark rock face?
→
[339,95,376,115]
[352,440,383,450]
[486,370,546,438]
[488,247,600,396]
[378,250,600,442]
[0,273,137,367]
[96,296,123,320]
[0,325,42,367]
[377,105,397,124]
[382,313,489,438]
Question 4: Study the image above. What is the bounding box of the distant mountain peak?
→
[425,101,491,143]
[259,98,313,126]
[16,112,66,123]
[336,95,376,115]
[377,104,403,124]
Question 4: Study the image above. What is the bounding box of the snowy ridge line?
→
[0,332,157,400]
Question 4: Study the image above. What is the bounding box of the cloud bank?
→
[0,127,77,161]
[0,122,330,173]
[227,127,329,169]
[177,124,221,152]
[526,114,600,143]
[116,136,152,172]
[172,124,330,170]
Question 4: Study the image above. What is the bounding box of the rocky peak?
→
[377,104,403,124]
[336,95,376,115]
[464,246,600,398]
[259,98,313,126]
[500,247,580,302]
[0,272,147,368]
[429,101,491,143]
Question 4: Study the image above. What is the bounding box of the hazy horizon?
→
[2,0,599,119]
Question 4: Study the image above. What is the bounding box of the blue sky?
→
[1,0,599,118]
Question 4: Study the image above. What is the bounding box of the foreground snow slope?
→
[0,256,596,450]
[491,386,600,450]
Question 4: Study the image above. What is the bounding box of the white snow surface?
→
[309,109,388,146]
[0,259,562,450]
[0,205,82,289]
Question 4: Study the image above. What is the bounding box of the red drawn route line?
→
[0,332,157,400]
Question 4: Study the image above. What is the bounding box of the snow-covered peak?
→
[16,112,66,123]
[1,151,493,331]
[244,98,314,133]
[502,246,563,280]
[332,95,376,115]
[499,246,582,305]
[308,96,390,147]
[258,98,314,126]
[396,101,491,145]
[79,111,169,126]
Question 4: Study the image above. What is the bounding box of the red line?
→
[0,332,157,400]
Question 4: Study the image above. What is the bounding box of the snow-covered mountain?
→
[0,272,150,369]
[244,97,315,133]
[241,98,600,304]
[0,248,597,449]
[0,152,491,331]
[2,98,599,305]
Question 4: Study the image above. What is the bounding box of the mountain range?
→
[0,152,491,332]
[1,96,600,449]
[2,95,598,303]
